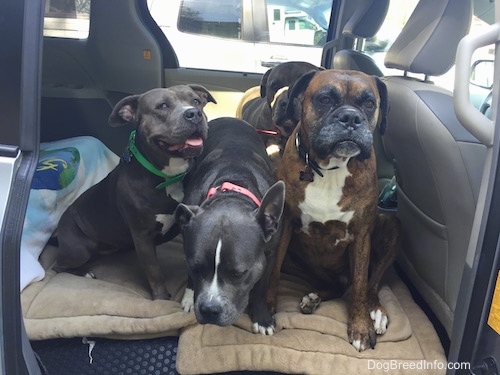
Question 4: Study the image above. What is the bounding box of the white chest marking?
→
[165,181,184,202]
[162,157,188,201]
[298,166,355,234]
[162,157,190,176]
[208,238,222,302]
[155,214,175,235]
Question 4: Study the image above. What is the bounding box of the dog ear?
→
[255,181,285,242]
[374,76,389,135]
[188,84,217,106]
[108,95,140,127]
[285,70,318,124]
[175,203,201,230]
[260,67,273,98]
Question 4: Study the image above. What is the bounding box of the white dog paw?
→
[351,339,365,352]
[181,288,194,312]
[370,308,388,335]
[300,292,321,314]
[251,322,275,336]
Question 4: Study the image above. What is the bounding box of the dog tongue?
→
[185,138,203,148]
[167,137,203,151]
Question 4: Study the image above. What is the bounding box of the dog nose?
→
[199,300,223,320]
[338,109,362,130]
[184,107,203,123]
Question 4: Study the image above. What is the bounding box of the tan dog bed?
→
[22,237,446,374]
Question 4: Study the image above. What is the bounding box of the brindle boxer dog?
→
[268,69,401,352]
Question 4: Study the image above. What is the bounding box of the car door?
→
[446,4,500,373]
[0,0,45,373]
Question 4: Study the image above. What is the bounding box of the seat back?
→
[381,0,483,336]
[334,50,384,76]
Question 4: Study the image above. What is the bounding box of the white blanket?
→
[21,136,119,291]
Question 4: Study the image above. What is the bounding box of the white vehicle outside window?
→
[43,0,90,39]
[147,0,332,73]
[41,0,494,112]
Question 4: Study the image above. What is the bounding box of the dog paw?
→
[181,288,194,312]
[370,308,388,335]
[299,292,321,314]
[348,317,376,352]
[251,322,275,336]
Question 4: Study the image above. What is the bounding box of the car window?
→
[361,0,494,97]
[178,0,242,39]
[147,0,333,73]
[266,3,328,46]
[360,0,418,76]
[43,0,90,39]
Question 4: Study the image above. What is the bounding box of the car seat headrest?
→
[384,0,472,77]
[342,0,390,38]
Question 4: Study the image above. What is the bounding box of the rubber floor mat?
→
[31,337,179,375]
[31,337,284,375]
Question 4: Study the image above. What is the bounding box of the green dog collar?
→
[126,130,186,190]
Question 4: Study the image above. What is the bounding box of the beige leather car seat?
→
[381,0,486,336]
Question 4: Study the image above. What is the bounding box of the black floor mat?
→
[31,336,284,375]
[31,337,179,375]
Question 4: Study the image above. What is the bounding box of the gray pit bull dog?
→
[53,85,216,300]
[175,117,285,335]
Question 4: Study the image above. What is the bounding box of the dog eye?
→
[193,98,201,106]
[319,95,331,105]
[156,102,169,109]
[364,100,375,109]
[230,270,247,279]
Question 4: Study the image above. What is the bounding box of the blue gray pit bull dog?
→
[175,117,285,335]
[53,85,216,300]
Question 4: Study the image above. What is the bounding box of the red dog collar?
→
[206,182,261,207]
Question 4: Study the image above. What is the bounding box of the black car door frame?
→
[0,0,44,373]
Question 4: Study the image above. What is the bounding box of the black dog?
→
[236,61,322,149]
[175,117,285,335]
[53,85,216,300]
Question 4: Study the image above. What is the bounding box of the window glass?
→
[147,0,332,73]
[435,17,494,93]
[178,0,242,39]
[266,2,328,46]
[43,0,90,39]
[362,0,494,95]
[361,0,418,76]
